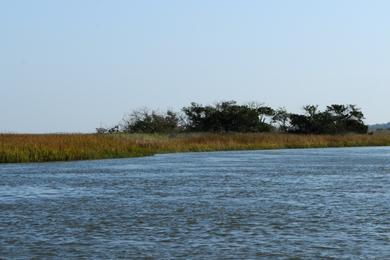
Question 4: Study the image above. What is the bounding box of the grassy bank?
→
[1,132,390,163]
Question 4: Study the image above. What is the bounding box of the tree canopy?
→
[182,101,273,132]
[97,101,368,135]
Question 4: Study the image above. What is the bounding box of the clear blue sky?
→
[1,0,389,133]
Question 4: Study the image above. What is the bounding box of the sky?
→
[1,0,390,133]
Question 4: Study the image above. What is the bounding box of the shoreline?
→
[1,132,390,164]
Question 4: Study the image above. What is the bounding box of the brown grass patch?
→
[1,132,390,163]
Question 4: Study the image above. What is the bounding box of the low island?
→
[1,101,389,163]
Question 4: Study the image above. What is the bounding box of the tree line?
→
[97,101,368,135]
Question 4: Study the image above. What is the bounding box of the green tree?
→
[122,109,179,133]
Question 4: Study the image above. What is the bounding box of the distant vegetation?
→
[369,122,390,132]
[2,101,387,164]
[98,101,368,135]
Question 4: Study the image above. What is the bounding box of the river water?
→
[1,147,390,258]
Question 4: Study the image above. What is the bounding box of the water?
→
[1,147,390,259]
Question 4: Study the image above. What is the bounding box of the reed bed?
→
[1,132,390,163]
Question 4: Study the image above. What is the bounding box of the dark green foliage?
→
[111,101,368,135]
[288,104,368,134]
[182,101,273,132]
[122,109,179,133]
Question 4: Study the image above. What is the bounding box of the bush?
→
[122,109,180,133]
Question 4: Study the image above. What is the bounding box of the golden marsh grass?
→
[1,132,390,163]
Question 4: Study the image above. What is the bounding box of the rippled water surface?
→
[1,147,390,258]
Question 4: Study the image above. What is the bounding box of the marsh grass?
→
[1,132,390,163]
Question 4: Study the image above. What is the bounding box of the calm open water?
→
[1,147,390,259]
